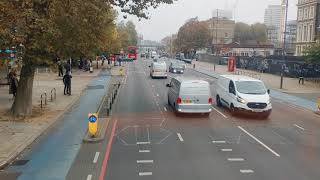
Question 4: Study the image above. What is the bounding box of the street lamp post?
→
[280,0,289,89]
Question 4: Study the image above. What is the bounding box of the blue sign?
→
[88,115,97,123]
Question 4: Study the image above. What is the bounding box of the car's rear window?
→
[154,63,166,70]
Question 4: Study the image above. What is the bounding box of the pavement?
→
[2,58,320,180]
[192,61,320,112]
[0,64,108,173]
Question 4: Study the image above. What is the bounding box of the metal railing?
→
[51,88,56,102]
[40,92,47,109]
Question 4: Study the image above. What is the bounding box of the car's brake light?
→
[208,98,213,103]
[177,97,182,104]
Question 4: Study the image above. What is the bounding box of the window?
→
[304,25,307,41]
[309,25,313,41]
[298,26,302,41]
[299,9,303,20]
[229,81,236,95]
[310,6,314,19]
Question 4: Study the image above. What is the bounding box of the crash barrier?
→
[51,88,57,102]
[234,70,261,80]
[40,92,47,109]
[305,78,320,84]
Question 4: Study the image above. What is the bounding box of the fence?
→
[234,70,262,80]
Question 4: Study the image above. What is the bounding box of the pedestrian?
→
[65,60,71,75]
[63,72,72,95]
[10,72,18,98]
[57,59,64,77]
[298,67,305,85]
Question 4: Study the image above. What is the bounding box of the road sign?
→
[88,113,98,137]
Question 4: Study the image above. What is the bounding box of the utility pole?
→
[215,9,219,56]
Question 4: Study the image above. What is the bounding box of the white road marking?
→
[139,150,150,153]
[93,152,100,163]
[177,133,184,142]
[294,124,305,131]
[137,160,154,164]
[211,106,228,118]
[164,107,167,111]
[152,85,155,87]
[221,149,233,152]
[238,126,280,157]
[139,172,152,176]
[228,158,245,162]
[212,140,226,144]
[137,142,150,145]
[86,174,92,180]
[240,169,254,174]
[156,94,159,97]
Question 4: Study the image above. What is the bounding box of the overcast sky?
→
[117,0,298,41]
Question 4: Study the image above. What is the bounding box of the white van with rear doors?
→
[167,77,212,116]
[150,61,167,79]
[216,75,272,119]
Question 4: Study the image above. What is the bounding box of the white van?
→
[167,77,212,115]
[151,51,157,58]
[150,61,167,79]
[216,75,272,119]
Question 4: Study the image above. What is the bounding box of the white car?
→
[150,61,167,79]
[216,75,272,119]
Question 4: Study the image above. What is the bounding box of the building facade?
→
[279,0,288,47]
[264,5,282,48]
[296,0,320,56]
[220,42,275,57]
[286,20,297,55]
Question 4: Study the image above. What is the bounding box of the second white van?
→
[216,75,272,119]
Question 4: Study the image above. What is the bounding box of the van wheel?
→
[230,104,237,116]
[216,95,222,107]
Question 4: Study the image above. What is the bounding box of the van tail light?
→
[208,98,213,104]
[177,97,182,104]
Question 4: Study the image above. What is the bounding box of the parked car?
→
[167,77,212,115]
[216,75,272,119]
[150,61,167,79]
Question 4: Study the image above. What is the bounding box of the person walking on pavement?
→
[57,59,64,77]
[63,72,72,95]
[65,60,71,75]
[298,66,305,85]
[10,72,19,98]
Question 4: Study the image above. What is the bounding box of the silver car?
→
[167,77,212,115]
[150,61,167,79]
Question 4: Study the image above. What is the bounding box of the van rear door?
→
[180,82,211,105]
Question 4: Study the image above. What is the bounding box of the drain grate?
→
[0,172,21,180]
[11,160,29,166]
[87,85,104,90]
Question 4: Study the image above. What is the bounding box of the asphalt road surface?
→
[10,57,320,180]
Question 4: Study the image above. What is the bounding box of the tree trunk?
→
[11,63,35,117]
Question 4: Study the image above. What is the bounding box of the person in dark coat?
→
[57,59,63,77]
[10,73,18,97]
[65,60,71,75]
[63,72,72,95]
[298,67,305,85]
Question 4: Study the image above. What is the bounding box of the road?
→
[3,58,320,180]
[67,57,320,180]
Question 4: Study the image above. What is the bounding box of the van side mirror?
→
[267,89,270,94]
[166,83,171,87]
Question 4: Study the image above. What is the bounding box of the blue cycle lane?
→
[194,68,318,112]
[7,70,111,180]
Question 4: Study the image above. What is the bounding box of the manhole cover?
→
[11,160,29,166]
[0,172,21,180]
[87,85,104,90]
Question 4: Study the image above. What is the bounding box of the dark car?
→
[169,62,185,74]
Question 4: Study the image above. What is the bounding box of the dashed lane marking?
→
[177,133,184,142]
[139,172,152,176]
[221,149,232,152]
[238,126,280,157]
[87,174,92,180]
[139,150,150,153]
[93,152,100,164]
[293,124,305,131]
[137,160,154,164]
[212,140,226,144]
[137,142,151,145]
[240,169,254,174]
[211,106,228,118]
[164,107,167,111]
[228,158,245,162]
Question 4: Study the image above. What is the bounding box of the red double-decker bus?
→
[128,46,137,60]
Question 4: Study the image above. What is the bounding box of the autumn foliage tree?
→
[174,18,210,53]
[0,0,175,117]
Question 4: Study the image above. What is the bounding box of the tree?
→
[1,0,173,117]
[174,18,210,53]
[117,21,138,51]
[304,43,320,63]
[234,22,267,43]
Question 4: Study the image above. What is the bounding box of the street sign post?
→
[88,113,98,137]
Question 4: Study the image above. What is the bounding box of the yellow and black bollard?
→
[88,113,98,137]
